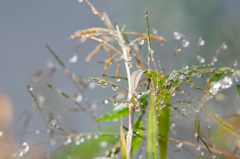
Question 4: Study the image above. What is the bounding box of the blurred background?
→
[1,0,240,158]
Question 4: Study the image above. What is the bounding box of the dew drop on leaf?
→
[100,141,108,147]
[0,130,3,137]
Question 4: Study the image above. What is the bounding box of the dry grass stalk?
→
[85,42,104,62]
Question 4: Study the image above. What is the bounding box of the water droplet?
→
[200,40,205,46]
[0,130,3,137]
[196,73,201,78]
[49,139,56,146]
[94,135,99,139]
[32,76,39,82]
[112,101,118,106]
[222,43,227,50]
[212,155,216,159]
[101,81,108,88]
[138,40,144,45]
[78,0,83,2]
[213,57,218,62]
[80,137,85,143]
[104,99,109,104]
[171,123,175,128]
[179,75,184,80]
[197,55,205,63]
[176,142,183,148]
[101,16,105,21]
[75,93,82,102]
[194,107,200,112]
[196,146,201,151]
[22,142,30,154]
[87,135,92,139]
[172,92,176,96]
[89,81,95,89]
[111,84,118,91]
[128,63,133,68]
[234,61,238,67]
[38,94,45,103]
[135,106,140,112]
[35,130,40,135]
[100,141,108,147]
[63,136,72,145]
[174,31,181,40]
[69,54,78,63]
[92,8,98,14]
[194,133,198,138]
[116,78,121,82]
[181,107,186,111]
[95,80,101,85]
[201,152,204,156]
[75,140,80,145]
[49,119,57,128]
[28,87,33,91]
[18,151,24,157]
[182,39,189,47]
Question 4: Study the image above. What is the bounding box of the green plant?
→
[10,0,240,159]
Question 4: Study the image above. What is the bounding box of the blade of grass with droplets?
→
[27,85,42,112]
[157,89,170,159]
[146,89,158,159]
[201,107,240,138]
[144,69,169,159]
[132,112,144,153]
[120,118,127,159]
[96,91,150,122]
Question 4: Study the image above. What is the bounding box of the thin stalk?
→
[116,25,133,159]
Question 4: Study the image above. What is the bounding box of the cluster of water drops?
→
[89,78,119,91]
[12,142,30,158]
[209,76,234,96]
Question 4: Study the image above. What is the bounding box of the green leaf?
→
[157,90,170,159]
[146,90,158,159]
[236,85,240,97]
[95,103,128,122]
[132,120,143,153]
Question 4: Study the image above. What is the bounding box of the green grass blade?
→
[158,90,170,159]
[95,103,129,122]
[146,90,158,159]
[236,85,240,97]
[201,107,240,138]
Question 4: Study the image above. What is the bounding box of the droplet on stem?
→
[182,39,189,47]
